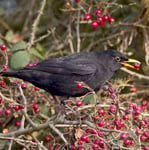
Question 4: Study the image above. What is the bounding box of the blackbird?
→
[1,50,140,101]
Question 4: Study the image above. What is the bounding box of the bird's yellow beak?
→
[121,59,141,69]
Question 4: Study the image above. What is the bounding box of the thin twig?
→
[27,0,46,51]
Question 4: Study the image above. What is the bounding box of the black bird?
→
[1,50,140,101]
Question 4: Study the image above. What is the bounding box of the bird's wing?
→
[23,59,97,76]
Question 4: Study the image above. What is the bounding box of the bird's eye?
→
[115,56,121,62]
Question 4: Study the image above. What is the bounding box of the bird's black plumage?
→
[1,50,128,98]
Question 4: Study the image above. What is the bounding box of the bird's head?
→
[101,50,141,72]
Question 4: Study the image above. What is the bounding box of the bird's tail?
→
[0,71,19,78]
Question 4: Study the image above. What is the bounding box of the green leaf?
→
[10,40,27,51]
[10,51,30,69]
[30,47,44,59]
[4,30,14,42]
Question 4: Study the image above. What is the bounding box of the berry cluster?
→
[32,103,40,113]
[85,9,115,28]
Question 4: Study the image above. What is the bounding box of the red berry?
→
[123,114,129,120]
[91,129,97,134]
[0,45,7,50]
[34,86,40,91]
[70,145,77,150]
[34,107,40,113]
[98,120,106,127]
[81,134,88,142]
[144,117,149,124]
[15,120,21,126]
[143,130,149,137]
[78,139,83,145]
[141,105,146,111]
[134,108,141,115]
[85,14,91,20]
[142,99,148,106]
[99,21,104,26]
[98,108,105,115]
[109,92,117,99]
[103,15,109,21]
[130,140,134,145]
[133,115,139,120]
[13,104,20,111]
[130,85,137,92]
[21,83,27,89]
[91,21,98,28]
[98,130,104,137]
[120,133,128,139]
[109,105,116,113]
[140,135,148,141]
[33,103,38,109]
[3,128,9,133]
[96,16,104,23]
[19,105,25,109]
[135,128,141,135]
[133,62,140,69]
[85,128,91,133]
[109,16,115,23]
[5,108,11,115]
[77,82,83,88]
[13,80,19,86]
[45,135,51,141]
[98,139,105,148]
[144,146,149,150]
[0,80,5,86]
[77,146,86,150]
[124,139,130,145]
[95,9,102,15]
[32,62,37,66]
[92,143,99,149]
[76,100,82,106]
[3,64,8,71]
[139,120,146,128]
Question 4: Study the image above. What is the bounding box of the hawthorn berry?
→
[99,21,104,26]
[98,108,105,115]
[34,86,40,91]
[144,146,149,150]
[140,135,148,141]
[120,133,128,139]
[96,16,104,23]
[13,104,20,111]
[133,62,140,69]
[0,80,5,86]
[144,117,149,124]
[98,120,106,127]
[3,128,9,134]
[109,105,116,113]
[123,114,129,120]
[77,146,86,150]
[130,85,137,92]
[130,140,134,145]
[141,105,146,111]
[13,80,19,86]
[98,139,105,148]
[77,82,83,88]
[34,107,40,113]
[124,139,130,145]
[109,16,115,23]
[19,105,25,109]
[21,83,27,89]
[75,0,80,2]
[33,103,38,109]
[45,135,51,141]
[143,130,149,137]
[70,145,77,150]
[109,92,117,99]
[0,45,7,50]
[2,64,8,71]
[81,134,88,142]
[98,130,104,137]
[92,143,99,149]
[95,9,102,15]
[5,108,11,115]
[15,120,21,126]
[142,99,148,106]
[76,100,82,106]
[91,21,98,28]
[135,128,141,135]
[78,139,83,145]
[85,14,91,20]
[139,120,146,128]
[103,15,109,21]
